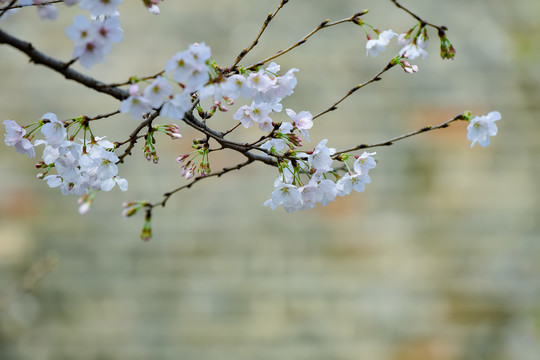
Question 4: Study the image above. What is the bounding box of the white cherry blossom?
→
[467,111,501,148]
[366,30,397,57]
[40,113,67,148]
[353,151,376,175]
[3,119,35,158]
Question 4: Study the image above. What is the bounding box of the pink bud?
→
[129,84,139,96]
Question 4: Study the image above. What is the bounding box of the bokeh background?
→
[1,0,539,359]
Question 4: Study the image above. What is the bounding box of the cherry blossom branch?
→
[151,158,255,208]
[334,112,468,156]
[230,0,290,70]
[390,0,447,31]
[313,61,396,121]
[0,28,128,101]
[0,26,278,167]
[245,10,368,71]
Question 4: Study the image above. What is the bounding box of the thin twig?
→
[87,110,121,121]
[230,0,290,70]
[153,158,255,208]
[245,11,368,71]
[313,61,395,121]
[334,113,468,156]
[221,122,242,137]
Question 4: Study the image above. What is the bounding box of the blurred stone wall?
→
[1,1,539,359]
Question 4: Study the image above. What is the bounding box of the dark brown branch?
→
[182,112,277,166]
[334,113,468,156]
[0,27,128,100]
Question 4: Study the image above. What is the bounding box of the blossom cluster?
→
[225,63,300,133]
[6,1,163,67]
[366,27,428,60]
[1,1,502,222]
[3,114,128,210]
[120,42,214,120]
[264,139,377,212]
[65,14,123,68]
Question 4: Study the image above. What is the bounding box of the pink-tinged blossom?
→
[147,5,159,14]
[3,119,35,158]
[318,179,338,206]
[66,15,123,68]
[467,111,501,148]
[246,69,276,93]
[233,102,273,131]
[256,116,274,132]
[300,139,336,172]
[101,176,128,191]
[249,102,272,124]
[40,113,66,148]
[120,93,152,120]
[37,3,57,20]
[221,74,248,100]
[160,93,192,120]
[397,33,410,47]
[260,138,287,153]
[65,15,94,42]
[79,0,122,16]
[336,173,371,196]
[366,30,397,57]
[272,67,299,99]
[95,16,123,50]
[39,143,61,165]
[233,105,253,128]
[298,179,323,210]
[18,0,57,20]
[73,37,107,68]
[286,108,313,142]
[165,43,211,92]
[80,145,119,182]
[264,182,303,212]
[142,0,162,14]
[399,36,428,60]
[143,76,172,108]
[353,151,376,175]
